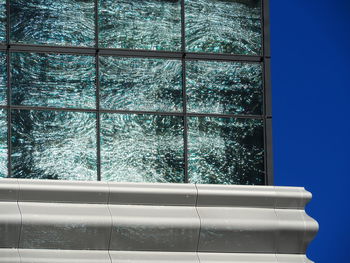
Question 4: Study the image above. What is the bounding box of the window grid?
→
[0,0,272,184]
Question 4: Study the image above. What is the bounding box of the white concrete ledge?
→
[0,179,318,262]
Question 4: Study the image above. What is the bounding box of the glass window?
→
[185,0,262,55]
[0,52,6,105]
[0,0,269,185]
[11,52,96,108]
[0,109,7,178]
[188,117,264,185]
[186,60,263,115]
[99,0,182,51]
[101,113,184,183]
[11,110,97,180]
[100,56,182,112]
[10,0,95,46]
[0,0,5,42]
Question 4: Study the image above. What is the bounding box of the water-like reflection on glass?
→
[188,117,264,185]
[0,109,7,177]
[0,52,6,105]
[11,110,97,180]
[187,60,263,115]
[99,0,181,50]
[0,0,5,42]
[10,0,95,46]
[185,0,262,55]
[11,52,96,108]
[101,113,184,183]
[100,56,182,112]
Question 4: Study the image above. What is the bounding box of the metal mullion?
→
[95,0,99,49]
[9,44,96,55]
[263,58,272,118]
[182,58,188,183]
[95,0,101,182]
[99,48,182,59]
[7,44,265,63]
[6,0,11,178]
[96,53,101,181]
[260,0,264,57]
[263,58,273,185]
[185,53,262,62]
[261,57,268,185]
[6,50,11,178]
[265,117,274,185]
[262,0,273,185]
[181,0,185,52]
[5,55,11,180]
[181,0,188,183]
[262,115,268,185]
[262,0,271,58]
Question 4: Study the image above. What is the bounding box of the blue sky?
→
[270,0,350,261]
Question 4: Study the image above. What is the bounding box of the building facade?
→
[0,0,317,262]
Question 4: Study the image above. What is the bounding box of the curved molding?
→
[0,179,318,262]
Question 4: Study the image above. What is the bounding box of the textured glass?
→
[101,114,184,183]
[186,0,262,55]
[11,53,96,108]
[188,117,264,184]
[10,0,95,46]
[0,109,7,177]
[187,61,263,115]
[0,52,6,105]
[0,0,5,42]
[99,0,181,51]
[100,57,182,112]
[11,110,97,180]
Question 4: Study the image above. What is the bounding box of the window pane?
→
[11,53,96,108]
[100,56,182,112]
[187,61,263,115]
[188,117,264,185]
[0,52,6,105]
[0,109,7,177]
[11,110,97,180]
[185,0,262,55]
[10,0,95,46]
[99,0,181,51]
[101,113,184,183]
[0,0,5,42]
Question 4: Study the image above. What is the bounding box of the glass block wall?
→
[0,0,272,184]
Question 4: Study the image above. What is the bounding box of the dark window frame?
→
[0,0,273,184]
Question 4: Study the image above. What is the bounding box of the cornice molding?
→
[0,179,318,262]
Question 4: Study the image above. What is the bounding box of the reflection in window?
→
[100,56,183,112]
[0,0,5,42]
[186,0,262,55]
[187,60,263,115]
[0,52,6,105]
[0,109,7,177]
[11,110,97,180]
[11,53,96,108]
[99,0,181,51]
[10,0,95,46]
[0,0,268,185]
[101,113,184,183]
[188,117,264,185]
